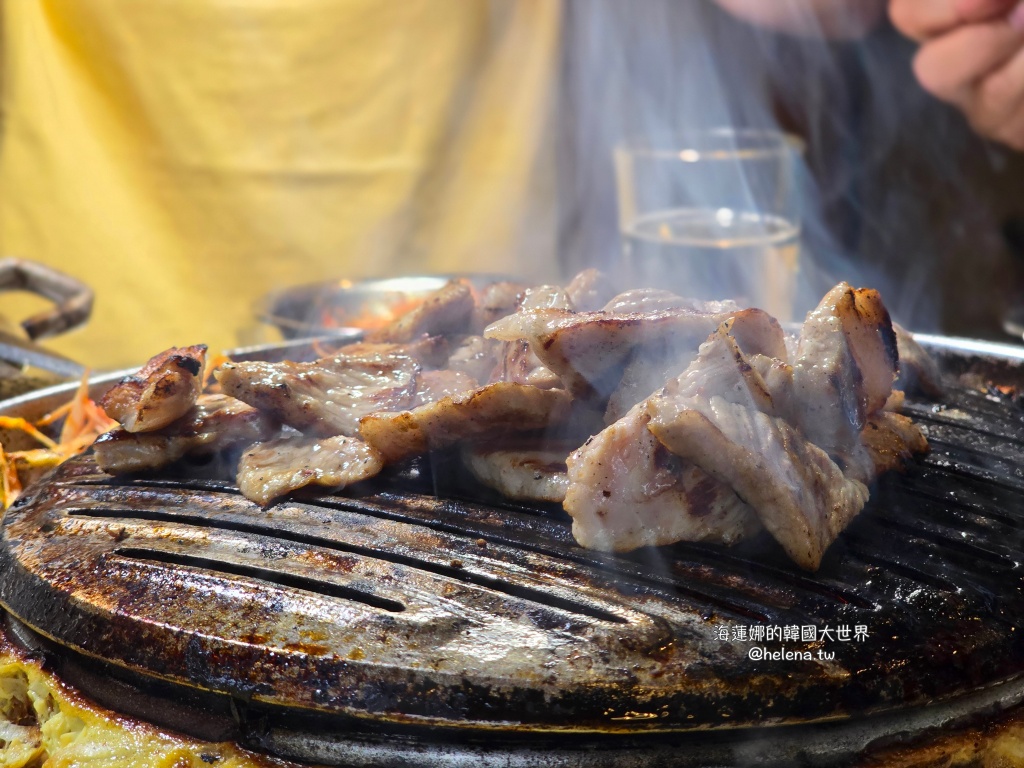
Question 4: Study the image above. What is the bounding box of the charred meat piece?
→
[359,382,572,463]
[485,305,736,399]
[366,280,474,343]
[564,404,759,552]
[642,300,920,570]
[894,323,943,397]
[236,434,384,506]
[94,394,279,474]
[463,438,573,503]
[858,411,930,479]
[216,348,420,437]
[647,396,870,571]
[789,284,898,456]
[842,287,899,413]
[100,345,207,432]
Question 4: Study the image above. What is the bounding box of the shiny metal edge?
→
[254,673,1024,768]
[913,333,1024,363]
[9,609,1024,768]
[254,273,519,338]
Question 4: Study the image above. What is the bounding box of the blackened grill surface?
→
[0,384,1023,740]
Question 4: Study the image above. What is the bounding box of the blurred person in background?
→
[2,0,1022,371]
[890,0,1024,151]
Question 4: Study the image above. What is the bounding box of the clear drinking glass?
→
[614,129,804,320]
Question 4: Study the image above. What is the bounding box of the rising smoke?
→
[557,0,1024,336]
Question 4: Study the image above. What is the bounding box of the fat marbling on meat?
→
[215,345,422,437]
[484,300,737,399]
[359,382,572,463]
[564,403,759,552]
[648,397,870,571]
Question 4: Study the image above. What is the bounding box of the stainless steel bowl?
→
[254,275,516,340]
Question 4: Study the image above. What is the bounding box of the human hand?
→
[890,0,1024,149]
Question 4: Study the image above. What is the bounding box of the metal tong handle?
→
[0,258,94,341]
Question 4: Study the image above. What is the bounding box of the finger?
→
[972,47,1024,145]
[913,21,1024,103]
[955,0,1020,23]
[890,0,1017,41]
[1012,1,1024,30]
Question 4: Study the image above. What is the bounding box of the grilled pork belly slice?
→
[100,345,207,432]
[647,396,870,571]
[237,435,384,505]
[94,394,279,474]
[485,304,736,399]
[463,438,572,503]
[366,280,475,343]
[564,404,759,552]
[790,284,898,456]
[359,382,572,463]
[643,303,923,569]
[215,348,420,438]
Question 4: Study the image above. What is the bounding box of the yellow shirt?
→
[0,0,561,368]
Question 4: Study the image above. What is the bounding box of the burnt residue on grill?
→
[0,379,1023,742]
